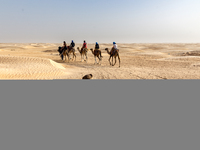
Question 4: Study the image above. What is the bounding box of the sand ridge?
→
[0,55,69,79]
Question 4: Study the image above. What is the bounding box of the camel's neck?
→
[91,49,94,55]
[77,48,81,53]
[106,49,110,55]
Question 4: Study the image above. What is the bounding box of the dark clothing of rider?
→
[95,42,99,50]
[61,41,67,52]
[70,41,75,48]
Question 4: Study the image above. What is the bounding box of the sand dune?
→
[0,43,200,79]
[0,55,69,79]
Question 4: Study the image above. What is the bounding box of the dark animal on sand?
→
[82,74,93,79]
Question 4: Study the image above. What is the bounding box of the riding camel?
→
[58,47,76,62]
[105,48,120,67]
[67,46,76,62]
[90,48,103,64]
[77,47,88,62]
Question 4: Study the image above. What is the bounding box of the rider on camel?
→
[61,41,67,54]
[95,42,99,50]
[93,42,101,56]
[81,40,87,53]
[68,40,75,51]
[111,42,118,56]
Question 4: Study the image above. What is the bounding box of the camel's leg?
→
[65,54,67,62]
[98,56,101,65]
[113,56,117,66]
[100,56,102,63]
[100,52,103,60]
[108,56,111,65]
[100,51,102,58]
[74,53,76,61]
[72,53,74,61]
[112,57,114,66]
[71,55,73,61]
[94,56,97,64]
[72,54,74,61]
[97,56,99,64]
[118,55,120,67]
[99,56,101,64]
[73,53,76,61]
[70,50,73,60]
[64,54,66,62]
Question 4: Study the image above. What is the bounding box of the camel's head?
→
[58,47,62,54]
[77,47,79,50]
[105,48,108,51]
[90,48,93,51]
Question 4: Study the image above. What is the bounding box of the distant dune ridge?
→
[0,43,200,79]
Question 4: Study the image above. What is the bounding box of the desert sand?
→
[0,43,200,79]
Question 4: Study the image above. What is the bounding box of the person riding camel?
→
[94,42,101,56]
[81,40,87,53]
[60,41,67,54]
[111,42,118,56]
[68,40,75,51]
[95,42,99,50]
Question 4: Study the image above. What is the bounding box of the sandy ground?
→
[0,43,200,79]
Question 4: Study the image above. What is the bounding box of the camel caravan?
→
[57,41,120,67]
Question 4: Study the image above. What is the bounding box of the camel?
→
[58,47,76,62]
[77,47,88,62]
[65,47,76,62]
[105,48,120,67]
[90,48,103,64]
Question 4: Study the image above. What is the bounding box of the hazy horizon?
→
[1,42,200,44]
[1,0,200,43]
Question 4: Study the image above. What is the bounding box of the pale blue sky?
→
[0,0,200,43]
